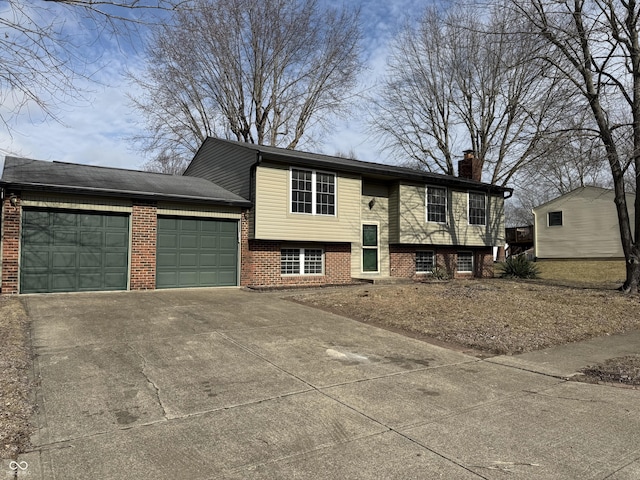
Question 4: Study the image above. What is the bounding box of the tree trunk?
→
[621,255,640,294]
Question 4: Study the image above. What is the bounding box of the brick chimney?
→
[458,150,482,182]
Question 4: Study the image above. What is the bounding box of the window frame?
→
[457,251,473,273]
[289,167,337,216]
[280,247,324,276]
[468,191,487,226]
[415,251,435,274]
[548,211,563,227]
[426,186,447,224]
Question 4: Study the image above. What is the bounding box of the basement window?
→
[281,248,324,275]
[416,251,435,273]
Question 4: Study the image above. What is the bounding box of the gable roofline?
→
[1,156,252,207]
[200,137,513,195]
[532,186,633,212]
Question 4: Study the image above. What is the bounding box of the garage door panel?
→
[21,209,129,294]
[178,271,198,286]
[21,274,49,293]
[156,217,238,288]
[157,233,177,248]
[22,250,49,269]
[52,212,77,227]
[157,253,178,267]
[105,252,127,268]
[105,232,128,248]
[78,273,102,290]
[199,254,217,267]
[53,230,77,246]
[218,270,237,285]
[219,236,237,250]
[104,273,127,289]
[219,253,237,267]
[80,214,103,228]
[156,271,177,287]
[24,210,50,226]
[79,252,101,268]
[50,273,76,292]
[81,231,102,247]
[179,253,198,267]
[180,234,198,248]
[52,252,76,268]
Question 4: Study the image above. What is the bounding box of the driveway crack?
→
[127,344,168,420]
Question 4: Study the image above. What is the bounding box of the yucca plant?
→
[497,255,540,279]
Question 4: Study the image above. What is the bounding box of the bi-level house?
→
[0,138,511,294]
[185,138,512,287]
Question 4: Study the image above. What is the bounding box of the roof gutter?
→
[0,181,252,208]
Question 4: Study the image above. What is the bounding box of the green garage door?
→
[20,209,130,294]
[156,217,238,288]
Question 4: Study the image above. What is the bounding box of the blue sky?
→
[0,0,424,171]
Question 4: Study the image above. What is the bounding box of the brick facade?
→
[130,202,157,290]
[390,245,494,279]
[1,194,21,294]
[240,212,352,287]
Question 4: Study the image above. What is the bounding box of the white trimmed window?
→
[457,252,473,273]
[416,251,435,273]
[468,192,486,225]
[548,211,563,226]
[281,248,324,275]
[291,168,335,215]
[426,187,447,223]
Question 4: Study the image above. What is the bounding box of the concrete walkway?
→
[10,289,640,479]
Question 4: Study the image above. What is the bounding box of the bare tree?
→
[0,0,185,134]
[129,0,364,165]
[372,3,568,186]
[511,0,640,292]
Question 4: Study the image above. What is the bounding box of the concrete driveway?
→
[15,288,640,479]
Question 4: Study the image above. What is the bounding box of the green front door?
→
[156,217,238,288]
[20,209,130,293]
[362,224,378,272]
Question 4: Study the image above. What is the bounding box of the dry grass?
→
[292,279,640,355]
[579,355,640,386]
[0,296,33,459]
[535,259,626,287]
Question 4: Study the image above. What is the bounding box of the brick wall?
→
[1,194,20,294]
[130,202,157,290]
[240,221,352,288]
[390,245,494,279]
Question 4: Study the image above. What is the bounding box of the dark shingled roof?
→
[0,156,251,206]
[201,137,513,194]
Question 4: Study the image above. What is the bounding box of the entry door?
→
[362,224,378,272]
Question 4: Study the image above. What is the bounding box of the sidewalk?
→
[488,330,640,378]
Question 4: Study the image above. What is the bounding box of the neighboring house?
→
[532,186,635,259]
[0,140,511,294]
[185,138,512,288]
[0,158,250,294]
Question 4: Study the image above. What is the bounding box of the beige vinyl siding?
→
[353,182,390,276]
[253,162,361,242]
[533,187,635,258]
[157,202,242,219]
[21,192,132,212]
[388,183,400,243]
[397,184,505,246]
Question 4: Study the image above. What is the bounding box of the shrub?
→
[498,255,540,279]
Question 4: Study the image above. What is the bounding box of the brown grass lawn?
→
[291,279,640,356]
[0,297,33,460]
[535,259,626,288]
